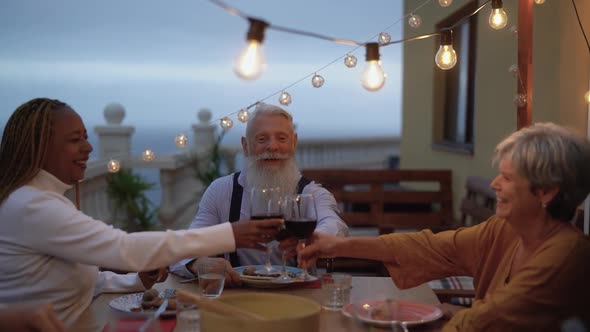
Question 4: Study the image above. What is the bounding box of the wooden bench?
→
[300,169,454,275]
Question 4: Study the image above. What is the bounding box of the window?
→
[432,1,477,154]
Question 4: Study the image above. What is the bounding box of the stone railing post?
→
[192,108,216,154]
[94,103,135,160]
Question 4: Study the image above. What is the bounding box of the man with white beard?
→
[170,102,348,282]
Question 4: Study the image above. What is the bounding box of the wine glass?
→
[281,193,317,281]
[250,186,282,275]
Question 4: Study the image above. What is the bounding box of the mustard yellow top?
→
[380,216,590,332]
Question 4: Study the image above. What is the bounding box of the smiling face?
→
[242,112,297,172]
[491,159,546,222]
[42,108,93,184]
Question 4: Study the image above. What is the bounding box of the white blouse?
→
[0,169,235,326]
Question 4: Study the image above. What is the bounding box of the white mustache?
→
[254,153,290,161]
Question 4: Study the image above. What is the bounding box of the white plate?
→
[108,292,176,317]
[342,299,443,327]
[234,265,317,289]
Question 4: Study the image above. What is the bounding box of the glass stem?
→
[299,239,308,280]
[265,245,272,273]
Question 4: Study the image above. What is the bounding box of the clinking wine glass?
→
[250,186,282,275]
[281,193,317,281]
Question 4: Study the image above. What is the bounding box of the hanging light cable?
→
[360,42,386,91]
[435,29,457,70]
[234,18,269,80]
[489,0,508,30]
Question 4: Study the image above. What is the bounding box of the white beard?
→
[244,152,300,195]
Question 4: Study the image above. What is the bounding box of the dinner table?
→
[73,274,446,332]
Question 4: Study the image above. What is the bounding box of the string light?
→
[439,0,453,7]
[234,18,269,80]
[534,0,545,4]
[175,133,188,147]
[142,149,156,162]
[513,94,527,107]
[508,64,519,78]
[435,29,457,70]
[360,42,386,92]
[107,159,121,173]
[489,0,508,30]
[344,54,358,68]
[237,108,249,123]
[510,25,518,38]
[279,91,292,105]
[408,14,423,29]
[220,117,234,130]
[311,73,325,88]
[378,32,391,45]
[585,90,590,104]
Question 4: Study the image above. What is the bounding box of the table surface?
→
[75,275,446,332]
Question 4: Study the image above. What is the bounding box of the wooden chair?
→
[459,175,496,226]
[301,169,454,276]
[431,175,494,304]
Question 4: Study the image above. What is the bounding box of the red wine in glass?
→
[284,218,317,239]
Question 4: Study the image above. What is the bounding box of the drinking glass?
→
[282,193,317,281]
[196,257,226,298]
[250,186,282,274]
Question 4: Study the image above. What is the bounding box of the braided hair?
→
[0,98,71,204]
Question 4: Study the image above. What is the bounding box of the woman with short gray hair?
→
[299,122,590,331]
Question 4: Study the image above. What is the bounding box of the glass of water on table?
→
[196,257,226,298]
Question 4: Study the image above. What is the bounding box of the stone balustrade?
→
[66,104,399,230]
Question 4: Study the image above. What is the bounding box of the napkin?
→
[101,318,176,332]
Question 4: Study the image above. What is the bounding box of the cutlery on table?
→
[138,298,168,332]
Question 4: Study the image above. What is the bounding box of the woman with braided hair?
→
[0,98,283,328]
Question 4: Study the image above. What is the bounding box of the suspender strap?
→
[296,176,311,194]
[228,172,243,267]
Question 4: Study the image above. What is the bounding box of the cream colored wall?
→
[400,0,589,220]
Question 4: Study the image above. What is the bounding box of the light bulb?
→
[237,108,249,123]
[107,159,120,173]
[435,30,457,70]
[279,91,292,106]
[360,43,386,92]
[220,117,233,130]
[534,0,545,4]
[311,73,325,88]
[584,90,590,104]
[508,64,519,78]
[344,54,357,68]
[489,0,508,30]
[142,149,155,161]
[408,15,422,28]
[234,19,268,80]
[378,32,391,45]
[510,25,518,38]
[175,133,188,148]
[513,94,527,107]
[439,0,453,7]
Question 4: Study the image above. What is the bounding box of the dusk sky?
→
[0,0,406,142]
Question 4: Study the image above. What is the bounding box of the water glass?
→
[321,273,352,311]
[175,301,200,332]
[197,257,226,298]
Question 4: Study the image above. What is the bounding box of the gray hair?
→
[245,102,294,140]
[493,122,590,221]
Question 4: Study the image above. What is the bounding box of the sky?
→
[0,0,404,144]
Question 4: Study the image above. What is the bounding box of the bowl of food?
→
[200,292,321,332]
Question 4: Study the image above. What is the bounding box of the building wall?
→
[401,0,590,219]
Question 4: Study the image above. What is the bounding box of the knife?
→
[138,298,168,332]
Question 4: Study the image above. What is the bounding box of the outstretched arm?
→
[297,233,396,269]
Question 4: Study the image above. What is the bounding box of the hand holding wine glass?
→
[282,193,317,281]
[250,186,282,275]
